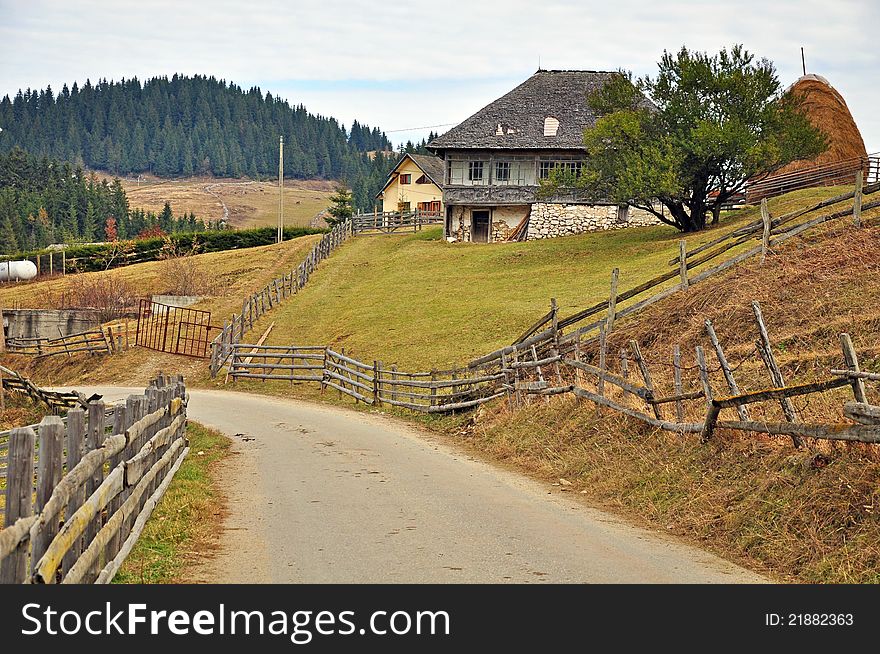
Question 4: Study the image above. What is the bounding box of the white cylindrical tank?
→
[0,260,38,282]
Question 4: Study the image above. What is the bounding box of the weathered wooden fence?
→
[5,328,113,358]
[0,374,188,584]
[351,209,444,235]
[745,152,879,203]
[510,175,880,354]
[0,364,87,412]
[209,220,352,376]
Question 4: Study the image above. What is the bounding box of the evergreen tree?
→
[327,186,353,225]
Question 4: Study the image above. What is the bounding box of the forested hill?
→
[0,75,391,182]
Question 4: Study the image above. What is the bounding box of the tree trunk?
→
[711,204,722,225]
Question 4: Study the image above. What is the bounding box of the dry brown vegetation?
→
[448,217,880,583]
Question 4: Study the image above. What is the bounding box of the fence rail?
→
[351,210,443,235]
[209,221,352,376]
[0,374,188,584]
[744,152,880,203]
[5,328,112,358]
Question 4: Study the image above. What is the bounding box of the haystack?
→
[775,74,867,175]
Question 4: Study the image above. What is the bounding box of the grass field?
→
[114,422,230,583]
[240,187,853,372]
[117,175,335,229]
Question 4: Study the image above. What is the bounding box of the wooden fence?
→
[0,374,188,584]
[745,152,880,203]
[209,220,352,376]
[0,364,87,413]
[226,300,880,446]
[509,175,880,356]
[351,210,444,235]
[5,328,113,358]
[228,344,505,414]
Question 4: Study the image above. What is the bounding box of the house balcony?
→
[443,185,595,206]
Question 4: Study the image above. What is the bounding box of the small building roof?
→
[428,69,644,151]
[376,153,446,197]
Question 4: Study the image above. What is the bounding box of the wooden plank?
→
[752,300,801,448]
[0,427,36,583]
[572,386,703,433]
[854,169,863,227]
[705,319,749,421]
[678,241,688,288]
[629,339,662,419]
[673,345,684,423]
[760,198,771,263]
[30,416,64,582]
[840,333,868,403]
[605,268,620,333]
[715,420,880,443]
[61,409,86,576]
[564,358,650,400]
[844,402,880,425]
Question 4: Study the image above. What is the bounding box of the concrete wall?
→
[380,158,443,214]
[2,308,103,340]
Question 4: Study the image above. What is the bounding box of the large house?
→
[428,70,661,243]
[375,153,445,215]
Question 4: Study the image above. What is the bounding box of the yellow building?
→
[376,153,445,214]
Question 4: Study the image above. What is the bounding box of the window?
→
[399,173,412,185]
[544,116,560,137]
[495,161,511,182]
[415,174,430,184]
[468,161,484,182]
[538,160,553,180]
[417,200,441,213]
[398,201,411,212]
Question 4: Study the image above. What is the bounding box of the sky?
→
[0,0,878,152]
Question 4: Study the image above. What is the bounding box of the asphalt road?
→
[87,387,765,584]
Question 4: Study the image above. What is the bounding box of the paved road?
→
[88,387,765,584]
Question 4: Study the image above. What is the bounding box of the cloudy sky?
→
[1,0,877,151]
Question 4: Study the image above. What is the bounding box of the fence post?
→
[840,333,867,404]
[597,324,607,400]
[606,268,620,333]
[0,427,36,584]
[391,365,399,404]
[853,169,863,228]
[619,347,629,381]
[696,346,719,442]
[629,339,662,419]
[705,319,749,421]
[373,361,381,406]
[84,400,106,555]
[105,404,129,566]
[673,345,684,424]
[760,198,771,263]
[31,416,64,581]
[752,300,802,448]
[678,240,688,289]
[61,409,86,577]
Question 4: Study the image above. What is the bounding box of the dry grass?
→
[118,175,335,229]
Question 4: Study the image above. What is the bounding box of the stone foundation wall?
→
[527,203,661,240]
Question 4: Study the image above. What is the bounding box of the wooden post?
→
[678,240,688,289]
[550,298,559,348]
[705,319,749,421]
[391,365,399,404]
[84,401,106,549]
[531,344,550,406]
[0,427,36,584]
[373,360,381,407]
[0,365,4,413]
[619,347,630,381]
[31,416,64,581]
[760,198,771,263]
[512,348,524,407]
[629,339,662,419]
[573,334,584,389]
[597,324,607,399]
[853,169,863,228]
[605,268,620,333]
[673,345,684,424]
[105,404,129,565]
[62,249,66,275]
[696,346,718,441]
[752,300,802,447]
[430,370,438,408]
[61,409,86,576]
[0,308,5,353]
[840,333,868,404]
[501,351,514,411]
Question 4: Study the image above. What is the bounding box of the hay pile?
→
[775,74,868,175]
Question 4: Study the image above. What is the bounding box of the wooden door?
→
[472,210,490,243]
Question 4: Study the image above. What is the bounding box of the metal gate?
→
[135,299,214,358]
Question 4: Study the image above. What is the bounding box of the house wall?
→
[447,205,530,243]
[527,203,662,239]
[380,158,443,213]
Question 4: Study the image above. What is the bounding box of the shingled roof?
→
[376,152,446,197]
[429,70,640,151]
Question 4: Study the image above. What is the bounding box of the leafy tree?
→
[547,45,827,232]
[327,186,353,225]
